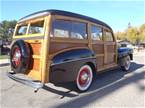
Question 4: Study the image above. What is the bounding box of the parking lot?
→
[0,50,145,108]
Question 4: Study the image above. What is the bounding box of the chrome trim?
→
[51,56,96,66]
[7,72,43,90]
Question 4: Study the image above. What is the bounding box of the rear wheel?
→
[76,65,93,92]
[121,55,131,71]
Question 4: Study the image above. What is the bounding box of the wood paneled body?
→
[12,11,118,83]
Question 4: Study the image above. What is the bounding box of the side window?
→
[51,20,87,39]
[16,24,27,35]
[104,30,114,41]
[71,22,87,39]
[91,25,102,40]
[52,20,71,38]
[28,20,44,34]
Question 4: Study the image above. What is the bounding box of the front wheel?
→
[76,65,93,92]
[120,55,131,71]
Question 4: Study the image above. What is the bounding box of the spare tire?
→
[10,40,31,73]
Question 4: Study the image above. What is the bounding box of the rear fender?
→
[50,48,96,83]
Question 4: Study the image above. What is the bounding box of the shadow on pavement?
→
[42,62,144,107]
[52,62,144,107]
[42,85,79,98]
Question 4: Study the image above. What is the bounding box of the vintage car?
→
[8,10,133,92]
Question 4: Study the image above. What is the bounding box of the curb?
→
[0,59,10,67]
[0,63,10,67]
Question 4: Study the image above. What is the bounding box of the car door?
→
[103,29,117,67]
[90,24,104,71]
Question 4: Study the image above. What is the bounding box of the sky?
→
[0,0,145,32]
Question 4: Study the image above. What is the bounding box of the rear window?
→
[16,24,27,35]
[28,20,44,34]
[15,20,44,36]
[51,20,87,39]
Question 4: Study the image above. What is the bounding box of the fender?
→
[50,48,96,83]
[118,47,133,60]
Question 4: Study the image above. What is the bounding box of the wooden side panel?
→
[105,44,115,64]
[49,38,88,55]
[24,41,42,81]
[50,42,88,54]
[29,59,40,71]
[96,57,104,69]
[92,43,104,54]
[106,53,115,63]
[92,41,104,70]
[29,43,41,55]
[107,45,115,53]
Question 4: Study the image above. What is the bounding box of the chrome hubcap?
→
[81,73,89,81]
[76,65,93,91]
[12,47,21,67]
[125,57,130,70]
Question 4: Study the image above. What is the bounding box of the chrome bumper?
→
[7,72,44,92]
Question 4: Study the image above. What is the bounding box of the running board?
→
[7,72,44,92]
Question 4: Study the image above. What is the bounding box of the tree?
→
[126,27,139,44]
[0,20,17,41]
[115,31,126,40]
[139,24,145,43]
[115,23,145,45]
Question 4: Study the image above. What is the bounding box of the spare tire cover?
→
[10,40,31,73]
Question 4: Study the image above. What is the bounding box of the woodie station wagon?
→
[8,10,133,92]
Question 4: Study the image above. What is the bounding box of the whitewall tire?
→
[121,55,131,71]
[76,65,93,92]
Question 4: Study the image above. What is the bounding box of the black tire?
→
[120,55,131,71]
[76,65,93,92]
[10,40,31,73]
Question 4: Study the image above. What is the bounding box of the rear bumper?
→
[7,72,44,90]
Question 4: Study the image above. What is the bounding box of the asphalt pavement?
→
[0,51,145,108]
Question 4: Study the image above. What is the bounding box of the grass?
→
[0,55,10,59]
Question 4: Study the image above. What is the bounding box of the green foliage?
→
[139,24,145,42]
[115,32,126,40]
[115,24,145,45]
[0,20,17,40]
[0,55,10,59]
[126,27,138,44]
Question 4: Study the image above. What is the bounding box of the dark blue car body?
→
[118,47,133,60]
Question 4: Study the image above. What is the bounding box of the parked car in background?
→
[0,39,10,55]
[117,40,134,49]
